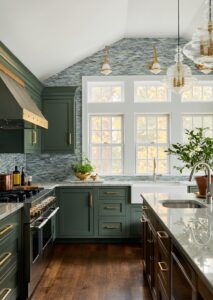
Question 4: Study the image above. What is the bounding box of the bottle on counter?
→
[27,176,32,186]
[13,166,21,186]
[21,167,26,186]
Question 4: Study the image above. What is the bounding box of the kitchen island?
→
[141,192,213,300]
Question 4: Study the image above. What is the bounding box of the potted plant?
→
[72,156,94,181]
[166,127,213,196]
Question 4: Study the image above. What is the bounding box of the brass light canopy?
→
[149,46,162,74]
[100,46,112,75]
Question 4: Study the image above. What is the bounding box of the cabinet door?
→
[130,205,142,238]
[57,188,94,237]
[42,87,76,153]
[24,127,41,153]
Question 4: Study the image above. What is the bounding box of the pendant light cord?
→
[177,0,180,62]
[209,0,212,22]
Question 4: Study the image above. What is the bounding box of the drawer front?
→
[0,263,18,300]
[99,218,127,236]
[99,200,126,216]
[157,241,170,296]
[99,188,127,199]
[0,213,19,244]
[0,237,18,281]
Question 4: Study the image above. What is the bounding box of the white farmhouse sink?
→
[131,182,187,203]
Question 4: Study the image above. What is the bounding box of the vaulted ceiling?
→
[0,0,205,80]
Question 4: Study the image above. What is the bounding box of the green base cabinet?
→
[130,205,143,238]
[56,186,142,240]
[57,188,94,238]
[42,87,77,153]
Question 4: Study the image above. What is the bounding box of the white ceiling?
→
[0,0,205,80]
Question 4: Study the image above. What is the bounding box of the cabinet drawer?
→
[99,188,126,199]
[0,213,19,244]
[99,200,126,216]
[157,241,170,297]
[99,218,127,236]
[0,237,18,281]
[156,222,170,253]
[0,263,18,300]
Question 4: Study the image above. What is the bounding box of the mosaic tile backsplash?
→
[1,38,205,181]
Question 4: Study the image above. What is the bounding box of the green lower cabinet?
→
[130,205,143,238]
[57,188,94,238]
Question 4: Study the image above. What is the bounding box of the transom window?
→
[134,82,169,102]
[136,115,169,174]
[87,81,124,103]
[182,85,213,102]
[89,115,123,174]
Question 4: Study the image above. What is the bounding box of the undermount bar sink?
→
[162,200,206,209]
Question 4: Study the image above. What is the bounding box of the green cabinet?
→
[0,209,22,300]
[42,87,77,153]
[57,188,94,238]
[56,186,142,240]
[130,205,143,238]
[0,127,41,154]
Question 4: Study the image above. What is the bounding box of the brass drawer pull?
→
[104,192,120,195]
[140,217,147,223]
[0,224,14,236]
[0,252,12,267]
[158,261,168,272]
[142,206,148,210]
[104,206,118,210]
[69,133,72,145]
[32,128,37,145]
[89,193,93,208]
[157,231,169,239]
[0,288,12,300]
[104,225,119,230]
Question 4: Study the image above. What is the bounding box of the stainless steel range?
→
[0,187,59,299]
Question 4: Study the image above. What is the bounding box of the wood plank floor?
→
[31,244,152,300]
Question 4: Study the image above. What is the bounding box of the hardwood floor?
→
[31,244,152,300]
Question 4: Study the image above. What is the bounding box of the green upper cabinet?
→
[42,87,77,153]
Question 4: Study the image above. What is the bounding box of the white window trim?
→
[82,75,213,176]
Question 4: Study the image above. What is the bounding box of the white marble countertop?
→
[141,192,213,293]
[0,203,23,221]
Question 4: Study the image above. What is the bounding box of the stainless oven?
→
[23,190,59,299]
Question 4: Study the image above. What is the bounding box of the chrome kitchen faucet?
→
[189,162,213,205]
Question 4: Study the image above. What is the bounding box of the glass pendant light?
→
[183,0,213,73]
[165,0,196,93]
[100,46,112,75]
[149,46,162,74]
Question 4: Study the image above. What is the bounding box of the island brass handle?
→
[147,239,153,243]
[104,192,120,195]
[89,193,93,207]
[157,231,169,239]
[104,225,119,229]
[0,252,12,267]
[0,224,14,236]
[142,206,148,210]
[158,262,168,272]
[104,206,118,210]
[0,288,12,300]
[140,217,147,223]
[32,128,37,145]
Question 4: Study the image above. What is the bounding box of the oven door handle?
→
[47,207,60,220]
[31,218,49,230]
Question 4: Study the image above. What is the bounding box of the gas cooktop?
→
[0,187,44,203]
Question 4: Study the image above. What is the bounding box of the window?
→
[182,85,213,102]
[83,76,213,176]
[136,115,169,174]
[87,82,124,103]
[89,115,123,174]
[182,114,213,142]
[134,82,169,102]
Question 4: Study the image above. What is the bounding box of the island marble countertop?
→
[141,192,213,294]
[0,203,23,221]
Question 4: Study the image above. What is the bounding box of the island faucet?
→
[189,162,212,205]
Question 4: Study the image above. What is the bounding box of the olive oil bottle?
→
[13,166,21,186]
